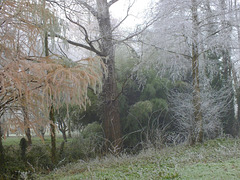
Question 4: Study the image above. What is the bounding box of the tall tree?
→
[47,0,122,150]
[191,0,203,144]
[96,0,122,150]
[46,0,157,150]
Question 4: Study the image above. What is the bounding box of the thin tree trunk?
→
[62,130,67,142]
[39,126,45,140]
[22,105,32,146]
[45,30,56,164]
[43,0,56,163]
[96,0,122,151]
[68,119,72,138]
[58,119,67,142]
[50,105,56,164]
[191,0,203,144]
[0,122,5,174]
[25,127,31,145]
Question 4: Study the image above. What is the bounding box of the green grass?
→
[180,158,240,179]
[39,138,240,180]
[2,135,66,146]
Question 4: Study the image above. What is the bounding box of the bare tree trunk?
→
[45,31,56,164]
[39,126,45,140]
[62,130,67,142]
[50,105,56,164]
[191,0,203,144]
[0,122,5,174]
[68,119,72,138]
[96,0,122,151]
[58,118,67,142]
[43,0,56,162]
[22,105,32,146]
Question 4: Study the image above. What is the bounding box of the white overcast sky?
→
[110,0,154,29]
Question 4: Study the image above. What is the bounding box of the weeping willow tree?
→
[0,0,105,167]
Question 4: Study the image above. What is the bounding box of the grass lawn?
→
[2,135,66,146]
[39,138,240,180]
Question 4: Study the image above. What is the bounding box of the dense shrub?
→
[27,144,53,171]
[63,122,104,161]
[3,145,29,179]
[123,101,153,147]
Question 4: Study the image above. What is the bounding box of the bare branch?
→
[116,14,158,44]
[111,0,135,32]
[76,0,98,18]
[139,40,192,59]
[108,0,119,7]
[53,34,103,56]
[63,10,101,55]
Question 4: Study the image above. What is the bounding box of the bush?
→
[64,122,104,161]
[123,101,153,147]
[3,145,30,179]
[27,144,53,171]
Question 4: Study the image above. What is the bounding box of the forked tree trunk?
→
[96,0,122,151]
[58,119,67,142]
[191,0,203,144]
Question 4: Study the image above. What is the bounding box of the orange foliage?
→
[0,0,105,136]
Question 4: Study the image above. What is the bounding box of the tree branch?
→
[76,0,98,18]
[53,34,103,56]
[111,0,134,32]
[64,10,101,56]
[108,0,119,7]
[116,13,158,44]
[139,40,192,59]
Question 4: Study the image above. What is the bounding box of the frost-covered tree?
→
[170,84,232,143]
[141,0,239,143]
